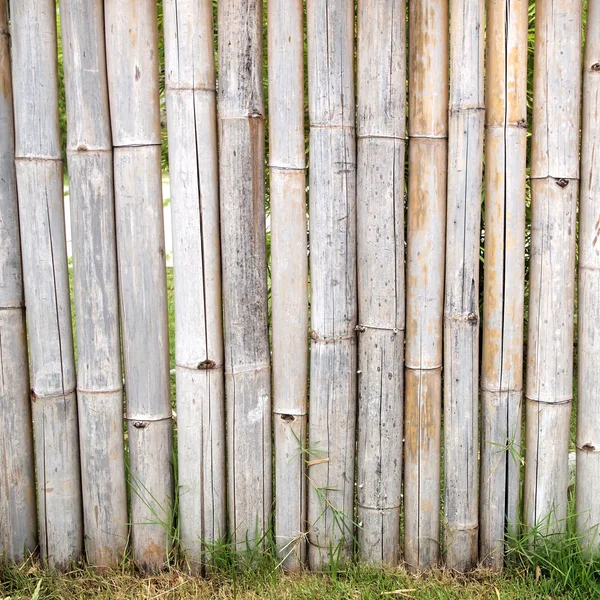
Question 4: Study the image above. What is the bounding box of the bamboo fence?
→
[1,0,599,575]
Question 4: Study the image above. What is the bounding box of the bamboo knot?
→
[280,414,296,423]
[132,421,149,429]
[578,443,598,453]
[517,119,527,129]
[591,62,600,72]
[198,359,216,370]
[555,178,569,188]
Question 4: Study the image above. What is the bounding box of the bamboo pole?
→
[356,0,405,565]
[59,0,128,569]
[267,0,308,570]
[218,0,272,549]
[163,0,226,570]
[479,0,528,570]
[524,0,581,538]
[105,0,173,570]
[306,0,357,569]
[404,0,448,571]
[578,0,600,553]
[11,0,82,569]
[443,0,485,571]
[0,0,37,563]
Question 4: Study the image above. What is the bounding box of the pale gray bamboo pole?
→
[59,0,128,569]
[163,0,226,570]
[306,0,357,569]
[404,0,448,571]
[578,0,600,553]
[479,0,528,570]
[443,0,485,571]
[218,0,272,549]
[267,0,308,570]
[105,0,173,570]
[0,0,37,563]
[356,0,405,566]
[524,0,581,537]
[11,0,82,570]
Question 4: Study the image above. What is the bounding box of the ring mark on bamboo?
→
[525,397,572,405]
[310,331,356,343]
[355,324,402,334]
[30,388,76,401]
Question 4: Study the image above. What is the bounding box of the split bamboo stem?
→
[218,0,272,549]
[524,0,581,538]
[59,0,128,569]
[356,0,405,566]
[0,0,37,563]
[479,0,528,570]
[267,0,308,570]
[578,0,600,553]
[443,0,485,572]
[306,0,357,569]
[404,0,448,571]
[105,0,173,570]
[11,0,82,569]
[163,0,226,570]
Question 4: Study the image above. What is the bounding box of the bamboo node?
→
[555,178,569,188]
[198,359,216,370]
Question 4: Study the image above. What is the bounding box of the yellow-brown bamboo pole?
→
[524,0,581,537]
[404,0,448,571]
[479,0,528,570]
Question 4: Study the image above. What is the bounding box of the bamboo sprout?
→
[163,0,226,570]
[524,0,581,537]
[59,0,127,569]
[578,0,600,553]
[0,0,37,563]
[356,0,405,565]
[404,0,448,571]
[105,0,173,570]
[306,0,357,569]
[218,0,272,549]
[11,0,82,569]
[479,0,528,570]
[268,0,308,570]
[443,0,485,571]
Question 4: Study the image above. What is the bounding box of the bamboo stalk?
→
[218,0,271,549]
[479,0,528,570]
[356,0,405,565]
[0,0,37,563]
[59,0,127,569]
[105,0,173,570]
[578,0,600,553]
[443,0,485,571]
[267,0,308,570]
[524,0,581,538]
[11,0,82,569]
[163,0,226,570]
[306,0,357,569]
[404,0,448,571]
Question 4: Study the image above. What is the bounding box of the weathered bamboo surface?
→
[163,0,226,570]
[524,0,581,537]
[268,0,308,570]
[443,0,484,571]
[578,0,600,553]
[60,0,127,569]
[11,0,82,569]
[105,0,173,570]
[479,0,528,570]
[0,0,37,563]
[218,0,272,548]
[356,0,405,566]
[306,0,357,569]
[404,0,448,571]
